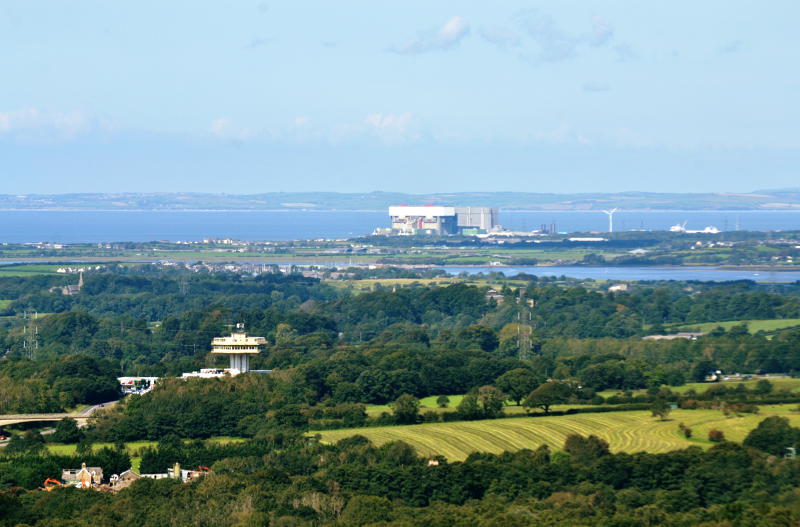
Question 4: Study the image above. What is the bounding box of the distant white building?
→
[643,332,704,341]
[389,206,498,235]
[117,376,158,394]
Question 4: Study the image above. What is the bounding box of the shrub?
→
[678,423,692,438]
[708,429,725,442]
[421,411,441,423]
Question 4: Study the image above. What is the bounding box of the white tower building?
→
[210,324,266,374]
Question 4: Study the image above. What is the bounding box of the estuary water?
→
[439,266,800,283]
[0,210,799,244]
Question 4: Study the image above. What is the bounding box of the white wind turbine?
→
[603,208,619,233]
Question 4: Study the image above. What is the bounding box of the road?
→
[0,400,118,427]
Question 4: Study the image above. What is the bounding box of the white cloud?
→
[515,10,578,62]
[588,16,614,46]
[330,112,417,144]
[207,113,416,144]
[613,43,637,62]
[479,26,522,49]
[389,16,470,54]
[364,112,411,132]
[483,11,627,65]
[210,118,231,136]
[531,122,593,145]
[0,108,89,139]
[209,118,253,140]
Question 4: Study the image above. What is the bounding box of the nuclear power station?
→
[388,206,498,235]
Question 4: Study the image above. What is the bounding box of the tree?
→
[651,398,671,421]
[456,393,483,420]
[267,404,309,431]
[678,423,692,438]
[53,417,84,444]
[455,325,499,353]
[477,385,507,419]
[523,381,573,415]
[436,395,450,408]
[564,434,610,464]
[754,379,773,395]
[708,429,725,442]
[691,360,716,383]
[5,430,45,455]
[744,416,799,455]
[76,437,93,457]
[495,368,541,405]
[390,394,420,425]
[340,495,393,526]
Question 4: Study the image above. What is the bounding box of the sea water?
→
[0,210,798,244]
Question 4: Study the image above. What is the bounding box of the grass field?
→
[373,379,800,418]
[0,300,11,310]
[317,405,800,461]
[598,377,800,398]
[46,436,246,472]
[366,394,467,417]
[326,277,534,293]
[0,264,65,276]
[672,318,800,334]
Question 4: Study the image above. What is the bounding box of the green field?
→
[0,300,10,310]
[326,277,535,293]
[317,405,800,461]
[366,394,467,417]
[598,377,800,399]
[47,440,156,456]
[673,318,800,334]
[46,437,246,472]
[0,264,65,276]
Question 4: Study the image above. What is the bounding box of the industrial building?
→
[210,324,267,374]
[388,206,499,235]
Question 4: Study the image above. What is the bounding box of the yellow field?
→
[317,405,800,461]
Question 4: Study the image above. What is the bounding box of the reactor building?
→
[388,205,499,235]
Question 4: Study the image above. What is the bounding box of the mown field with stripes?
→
[317,405,800,461]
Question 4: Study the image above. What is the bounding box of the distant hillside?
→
[2,190,800,211]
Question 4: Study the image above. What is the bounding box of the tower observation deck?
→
[210,324,267,374]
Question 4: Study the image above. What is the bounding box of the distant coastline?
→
[1,208,800,213]
[2,190,800,212]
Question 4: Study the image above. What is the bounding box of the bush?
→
[421,411,441,423]
[5,430,45,455]
[678,422,692,438]
[52,417,84,444]
[680,399,700,410]
[708,429,725,442]
[340,495,393,526]
[389,394,420,425]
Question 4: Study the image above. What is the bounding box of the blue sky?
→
[1,1,799,194]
